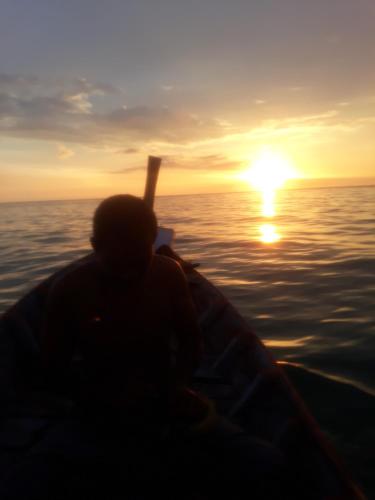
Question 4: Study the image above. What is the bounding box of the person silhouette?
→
[41,194,203,421]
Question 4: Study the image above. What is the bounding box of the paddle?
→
[144,156,162,209]
[143,156,174,249]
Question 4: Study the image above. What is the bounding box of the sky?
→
[0,0,374,201]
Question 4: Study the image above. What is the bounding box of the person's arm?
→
[40,277,77,391]
[169,260,203,387]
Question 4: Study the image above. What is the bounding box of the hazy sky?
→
[1,0,374,201]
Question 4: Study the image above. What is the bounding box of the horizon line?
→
[1,177,375,205]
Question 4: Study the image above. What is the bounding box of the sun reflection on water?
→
[260,223,280,243]
[259,188,280,242]
[241,149,297,244]
[262,189,276,217]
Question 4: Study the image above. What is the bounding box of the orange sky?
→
[0,1,374,202]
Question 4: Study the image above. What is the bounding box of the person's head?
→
[91,194,157,281]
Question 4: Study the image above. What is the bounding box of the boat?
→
[0,157,365,499]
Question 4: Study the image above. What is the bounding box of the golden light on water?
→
[260,223,280,243]
[262,189,276,217]
[241,149,297,243]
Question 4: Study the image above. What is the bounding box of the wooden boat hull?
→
[0,247,365,499]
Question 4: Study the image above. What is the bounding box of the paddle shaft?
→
[144,156,162,209]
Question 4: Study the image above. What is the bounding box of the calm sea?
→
[0,186,374,492]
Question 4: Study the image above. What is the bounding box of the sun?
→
[239,149,298,218]
[242,149,297,191]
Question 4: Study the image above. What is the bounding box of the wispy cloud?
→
[146,109,359,151]
[0,73,372,160]
[57,143,74,160]
[0,74,232,145]
[113,154,245,174]
[117,147,139,154]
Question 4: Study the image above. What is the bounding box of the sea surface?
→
[0,186,374,494]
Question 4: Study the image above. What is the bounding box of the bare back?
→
[41,254,202,411]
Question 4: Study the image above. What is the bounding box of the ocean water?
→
[0,186,375,492]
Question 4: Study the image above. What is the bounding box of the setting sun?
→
[242,149,298,192]
[240,149,298,219]
[238,149,298,242]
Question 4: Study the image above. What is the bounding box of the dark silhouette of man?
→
[41,194,203,420]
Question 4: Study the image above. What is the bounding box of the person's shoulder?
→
[152,254,188,292]
[48,258,97,301]
[152,254,184,276]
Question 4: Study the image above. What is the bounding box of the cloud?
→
[0,74,120,99]
[100,106,226,143]
[0,73,372,157]
[356,116,375,125]
[0,74,103,143]
[165,154,245,171]
[113,154,244,174]
[0,74,40,100]
[169,109,359,150]
[117,147,139,154]
[288,86,305,92]
[63,93,92,114]
[0,74,230,145]
[57,144,74,159]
